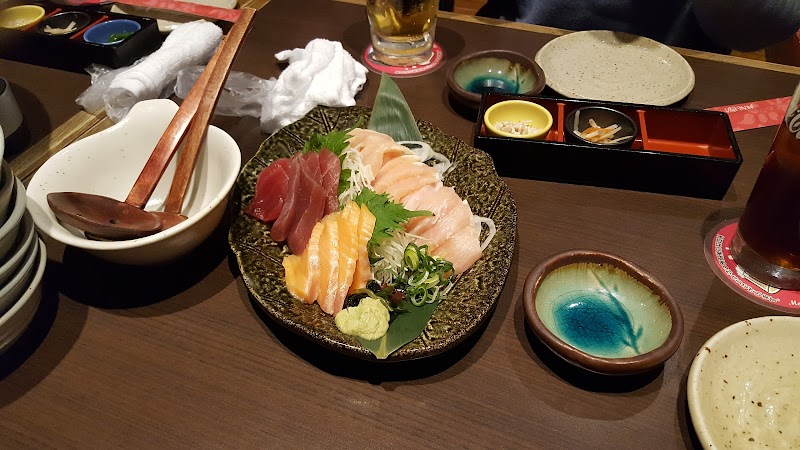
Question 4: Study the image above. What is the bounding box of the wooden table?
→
[2,0,799,447]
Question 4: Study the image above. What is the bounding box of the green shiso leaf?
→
[353,188,431,247]
[368,73,423,142]
[356,300,438,360]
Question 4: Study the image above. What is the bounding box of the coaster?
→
[703,219,800,313]
[362,43,445,78]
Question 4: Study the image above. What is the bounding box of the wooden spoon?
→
[47,8,256,241]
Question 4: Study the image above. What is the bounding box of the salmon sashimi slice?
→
[245,158,290,223]
[317,219,340,315]
[431,222,482,275]
[303,221,324,303]
[282,254,307,301]
[350,203,376,294]
[333,202,360,314]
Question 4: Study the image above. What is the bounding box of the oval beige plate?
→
[688,316,800,449]
[228,106,516,361]
[534,30,695,106]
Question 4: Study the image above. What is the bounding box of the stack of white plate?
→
[0,158,47,354]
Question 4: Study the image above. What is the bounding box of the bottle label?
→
[786,82,800,138]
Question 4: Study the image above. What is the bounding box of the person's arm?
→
[693,0,800,51]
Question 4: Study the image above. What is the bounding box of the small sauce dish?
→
[83,19,141,46]
[523,249,683,375]
[447,50,546,110]
[565,106,638,147]
[0,5,45,30]
[484,100,553,140]
[35,11,91,36]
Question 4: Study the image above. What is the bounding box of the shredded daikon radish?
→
[474,215,497,252]
[398,140,454,178]
[338,146,374,206]
[371,229,430,284]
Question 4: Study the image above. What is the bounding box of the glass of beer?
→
[367,0,437,66]
[731,82,800,289]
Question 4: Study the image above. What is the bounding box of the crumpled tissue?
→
[259,38,368,134]
[76,20,222,122]
[175,38,368,134]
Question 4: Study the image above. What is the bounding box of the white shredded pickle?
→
[338,145,374,206]
[398,140,454,178]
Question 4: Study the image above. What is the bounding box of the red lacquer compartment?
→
[639,109,737,159]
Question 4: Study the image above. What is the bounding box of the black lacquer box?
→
[473,93,742,200]
[0,0,161,73]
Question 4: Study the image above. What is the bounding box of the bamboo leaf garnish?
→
[368,73,423,142]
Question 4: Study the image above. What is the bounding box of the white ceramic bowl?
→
[26,99,241,265]
[0,238,45,354]
[0,178,26,261]
[0,159,16,221]
[0,209,35,286]
[0,222,38,315]
[688,316,800,449]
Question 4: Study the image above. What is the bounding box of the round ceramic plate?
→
[534,30,695,106]
[111,0,237,33]
[688,316,800,448]
[228,106,517,361]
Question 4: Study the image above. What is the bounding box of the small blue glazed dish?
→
[83,19,141,46]
[523,250,683,375]
[446,50,546,110]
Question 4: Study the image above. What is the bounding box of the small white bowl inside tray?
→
[688,316,800,449]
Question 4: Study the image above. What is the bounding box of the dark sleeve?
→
[693,0,800,51]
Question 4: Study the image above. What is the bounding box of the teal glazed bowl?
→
[446,50,546,110]
[523,250,683,375]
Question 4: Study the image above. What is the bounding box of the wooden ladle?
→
[47,8,256,241]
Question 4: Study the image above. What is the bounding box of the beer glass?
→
[731,82,800,289]
[367,0,437,65]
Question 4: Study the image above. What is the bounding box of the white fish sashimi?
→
[431,222,482,275]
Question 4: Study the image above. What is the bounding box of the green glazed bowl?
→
[446,50,546,110]
[523,250,683,375]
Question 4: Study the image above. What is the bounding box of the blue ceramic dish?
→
[446,50,546,110]
[83,19,141,46]
[523,250,683,375]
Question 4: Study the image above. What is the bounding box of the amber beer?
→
[732,82,800,289]
[367,0,437,65]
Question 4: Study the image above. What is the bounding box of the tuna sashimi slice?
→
[349,203,376,294]
[287,181,326,255]
[431,222,482,275]
[245,158,290,222]
[319,149,341,215]
[270,156,303,242]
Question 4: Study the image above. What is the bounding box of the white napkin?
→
[260,38,368,134]
[103,20,222,122]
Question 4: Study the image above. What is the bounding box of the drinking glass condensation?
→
[367,0,437,65]
[732,81,800,289]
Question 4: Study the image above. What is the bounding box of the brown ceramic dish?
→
[523,250,683,375]
[446,49,545,110]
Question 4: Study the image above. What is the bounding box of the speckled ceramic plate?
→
[688,316,800,448]
[228,106,517,361]
[111,0,237,33]
[534,30,695,106]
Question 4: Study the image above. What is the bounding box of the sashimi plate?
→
[228,106,516,361]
